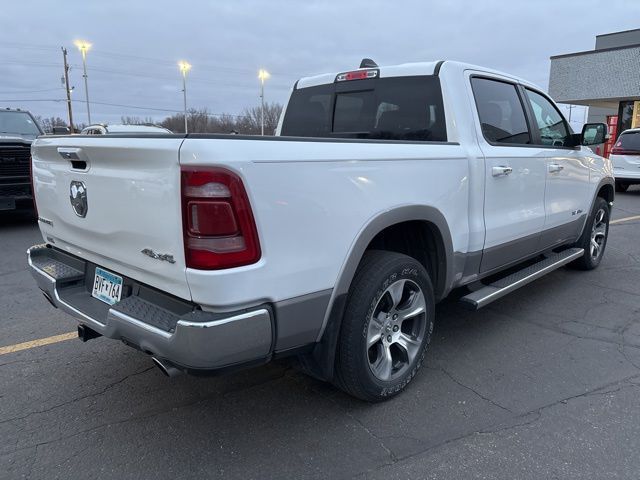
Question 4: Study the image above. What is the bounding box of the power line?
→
[0,88,63,95]
[0,98,64,103]
[70,99,249,118]
[0,59,295,89]
[0,42,300,78]
[0,97,251,118]
[0,41,58,51]
[2,60,64,68]
[91,50,299,78]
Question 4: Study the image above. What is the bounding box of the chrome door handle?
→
[492,166,513,177]
[548,163,564,173]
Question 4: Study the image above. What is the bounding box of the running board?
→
[460,248,584,310]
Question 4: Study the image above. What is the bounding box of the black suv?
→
[0,109,43,211]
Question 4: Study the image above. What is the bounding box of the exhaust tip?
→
[152,357,182,378]
[77,324,101,342]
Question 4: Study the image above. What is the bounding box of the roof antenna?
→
[359,58,378,68]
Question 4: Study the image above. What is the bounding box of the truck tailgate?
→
[31,136,191,300]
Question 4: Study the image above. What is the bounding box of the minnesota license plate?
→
[92,267,123,305]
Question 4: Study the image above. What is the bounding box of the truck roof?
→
[296,60,540,91]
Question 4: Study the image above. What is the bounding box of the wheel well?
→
[598,184,614,204]
[366,220,446,298]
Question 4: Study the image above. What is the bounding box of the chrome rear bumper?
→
[27,244,274,371]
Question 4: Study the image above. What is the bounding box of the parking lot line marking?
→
[611,214,640,225]
[0,332,77,356]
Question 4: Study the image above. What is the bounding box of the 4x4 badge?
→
[141,248,176,264]
[69,180,88,217]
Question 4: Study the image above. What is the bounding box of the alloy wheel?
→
[366,279,427,381]
[590,208,607,260]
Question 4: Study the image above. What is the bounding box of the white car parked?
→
[610,128,640,192]
[28,60,614,401]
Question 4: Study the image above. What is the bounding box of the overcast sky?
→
[1,0,638,126]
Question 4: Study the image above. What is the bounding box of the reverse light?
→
[181,167,261,269]
[335,69,379,82]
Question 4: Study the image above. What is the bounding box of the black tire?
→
[334,250,435,402]
[570,197,610,270]
[615,181,629,193]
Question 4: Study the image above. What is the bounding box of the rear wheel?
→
[571,197,610,270]
[334,251,435,401]
[615,181,629,193]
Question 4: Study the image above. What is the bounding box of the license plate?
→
[92,267,123,305]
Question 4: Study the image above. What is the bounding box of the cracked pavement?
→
[2,189,640,479]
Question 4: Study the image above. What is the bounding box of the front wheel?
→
[334,251,435,402]
[570,197,610,270]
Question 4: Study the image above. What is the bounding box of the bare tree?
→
[33,103,284,136]
[34,116,68,134]
[159,104,282,135]
[239,103,283,135]
[120,116,156,125]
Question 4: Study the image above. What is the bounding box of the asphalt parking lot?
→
[2,192,640,480]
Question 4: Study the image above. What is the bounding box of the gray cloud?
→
[0,0,638,125]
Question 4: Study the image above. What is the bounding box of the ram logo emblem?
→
[69,181,88,218]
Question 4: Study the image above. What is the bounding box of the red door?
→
[603,115,618,158]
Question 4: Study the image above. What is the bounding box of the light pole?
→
[178,61,191,133]
[258,69,270,136]
[74,40,92,124]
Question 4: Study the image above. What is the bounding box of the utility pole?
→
[61,47,74,132]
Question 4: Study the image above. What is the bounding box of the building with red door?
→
[548,28,640,157]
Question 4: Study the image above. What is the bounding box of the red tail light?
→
[611,146,640,155]
[30,154,38,216]
[181,166,261,269]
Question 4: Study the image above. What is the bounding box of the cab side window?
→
[524,89,571,147]
[471,77,531,145]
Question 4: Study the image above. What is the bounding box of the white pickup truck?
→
[28,60,613,401]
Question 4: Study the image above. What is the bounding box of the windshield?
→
[281,75,447,142]
[0,111,41,136]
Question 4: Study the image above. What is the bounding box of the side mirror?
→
[52,126,71,135]
[581,123,607,146]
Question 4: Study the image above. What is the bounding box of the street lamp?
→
[74,40,92,124]
[258,69,270,136]
[178,61,192,133]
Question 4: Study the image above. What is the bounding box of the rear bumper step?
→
[27,244,274,370]
[460,248,584,310]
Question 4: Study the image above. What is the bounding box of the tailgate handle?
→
[58,147,88,170]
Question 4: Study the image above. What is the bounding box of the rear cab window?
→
[615,131,640,153]
[281,75,447,142]
[470,77,531,146]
